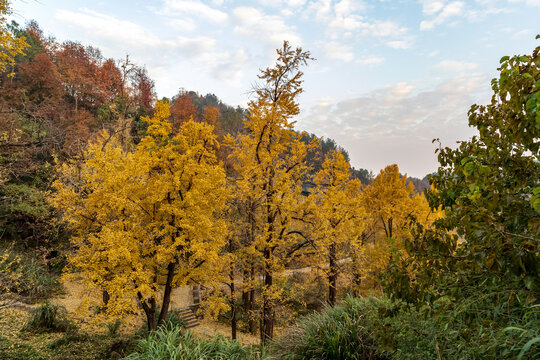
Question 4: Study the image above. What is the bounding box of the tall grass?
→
[270,296,390,360]
[124,324,265,360]
[23,301,73,332]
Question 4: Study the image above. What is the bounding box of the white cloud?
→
[355,55,384,65]
[418,0,508,29]
[390,82,414,98]
[421,1,445,15]
[433,60,479,72]
[211,48,251,84]
[386,40,413,49]
[165,36,216,55]
[300,74,490,177]
[55,8,216,57]
[508,0,540,6]
[324,41,354,62]
[168,19,197,32]
[161,0,228,24]
[54,7,252,94]
[306,0,413,49]
[232,6,301,46]
[420,1,465,30]
[257,0,307,7]
[56,9,161,49]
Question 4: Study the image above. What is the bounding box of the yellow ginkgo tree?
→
[52,101,228,330]
[228,41,315,343]
[311,150,363,306]
[354,164,433,291]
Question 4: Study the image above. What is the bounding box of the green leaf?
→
[526,97,535,110]
[518,337,540,360]
[500,56,510,63]
[503,326,527,333]
[518,56,530,63]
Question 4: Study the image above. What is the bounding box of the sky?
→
[9,0,540,177]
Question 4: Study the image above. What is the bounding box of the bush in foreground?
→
[271,295,540,360]
[124,324,265,360]
[270,296,392,360]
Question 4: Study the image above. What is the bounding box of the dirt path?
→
[49,277,259,343]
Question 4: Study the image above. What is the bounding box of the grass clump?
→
[124,323,265,360]
[22,300,73,332]
[270,296,391,360]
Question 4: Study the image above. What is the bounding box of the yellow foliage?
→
[228,41,314,342]
[0,0,28,75]
[310,150,364,304]
[352,164,436,292]
[51,101,228,325]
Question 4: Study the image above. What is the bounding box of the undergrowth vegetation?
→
[0,246,62,302]
[0,1,538,358]
[271,296,540,360]
[23,301,73,332]
[124,324,265,360]
[271,296,390,360]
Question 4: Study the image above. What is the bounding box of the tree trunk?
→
[102,290,110,311]
[157,262,176,327]
[229,237,237,340]
[138,292,157,331]
[242,268,249,308]
[248,265,256,334]
[231,278,237,340]
[328,243,337,306]
[261,252,273,344]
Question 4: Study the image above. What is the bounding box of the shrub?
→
[23,300,73,332]
[271,295,540,360]
[271,296,391,360]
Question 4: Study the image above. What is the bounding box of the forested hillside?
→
[0,1,538,359]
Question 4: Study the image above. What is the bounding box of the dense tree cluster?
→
[49,41,435,343]
[4,8,535,358]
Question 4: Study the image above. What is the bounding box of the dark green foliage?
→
[350,167,373,185]
[272,296,540,360]
[107,319,122,337]
[48,331,91,350]
[0,182,58,246]
[380,41,540,359]
[179,90,247,136]
[124,324,265,360]
[0,342,47,360]
[271,296,390,360]
[23,301,73,332]
[382,42,540,309]
[300,132,367,178]
[44,330,136,360]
